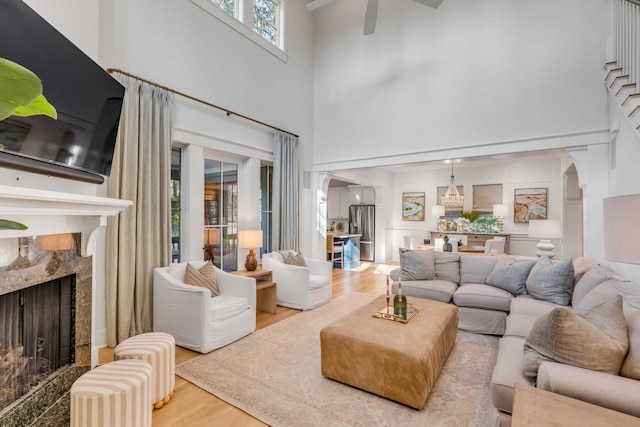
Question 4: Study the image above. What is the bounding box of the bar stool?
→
[326,234,344,269]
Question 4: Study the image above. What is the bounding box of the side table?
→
[512,383,640,427]
[230,269,277,314]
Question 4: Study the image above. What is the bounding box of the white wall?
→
[312,0,610,169]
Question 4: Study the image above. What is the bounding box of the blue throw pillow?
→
[485,255,536,296]
[525,257,575,305]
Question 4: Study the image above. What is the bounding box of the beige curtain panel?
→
[106,74,173,346]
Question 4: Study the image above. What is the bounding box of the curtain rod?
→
[107,68,299,138]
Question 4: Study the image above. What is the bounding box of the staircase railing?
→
[607,0,640,131]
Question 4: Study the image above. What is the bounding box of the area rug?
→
[176,292,500,427]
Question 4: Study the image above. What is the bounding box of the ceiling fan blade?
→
[306,0,338,11]
[413,0,445,8]
[363,0,378,35]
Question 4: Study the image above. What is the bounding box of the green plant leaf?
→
[0,58,57,121]
[0,219,28,230]
[12,93,57,118]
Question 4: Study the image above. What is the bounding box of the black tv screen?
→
[0,0,124,183]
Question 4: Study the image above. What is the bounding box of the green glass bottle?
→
[394,281,407,320]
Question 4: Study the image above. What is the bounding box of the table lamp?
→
[432,205,445,231]
[493,204,508,233]
[238,229,263,271]
[528,220,562,258]
[204,228,220,262]
[39,233,74,275]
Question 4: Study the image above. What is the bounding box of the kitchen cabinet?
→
[349,186,375,205]
[328,188,350,219]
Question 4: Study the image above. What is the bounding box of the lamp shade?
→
[431,205,445,217]
[39,233,74,251]
[528,220,562,239]
[238,230,263,249]
[204,228,220,245]
[493,204,509,217]
[603,194,640,264]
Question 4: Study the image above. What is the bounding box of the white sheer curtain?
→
[272,131,299,251]
[106,74,173,346]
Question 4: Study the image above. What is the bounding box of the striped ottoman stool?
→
[70,359,152,427]
[115,332,175,409]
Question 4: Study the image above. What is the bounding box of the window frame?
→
[189,0,287,62]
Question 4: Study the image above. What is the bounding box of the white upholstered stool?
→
[70,359,152,427]
[114,331,176,409]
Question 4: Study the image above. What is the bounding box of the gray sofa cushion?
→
[399,248,435,280]
[459,255,499,284]
[525,257,574,305]
[522,296,629,378]
[457,307,507,335]
[453,283,513,312]
[504,297,563,338]
[485,255,536,296]
[572,266,622,307]
[490,336,535,414]
[434,252,460,283]
[391,279,457,303]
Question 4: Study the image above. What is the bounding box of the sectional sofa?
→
[389,250,640,422]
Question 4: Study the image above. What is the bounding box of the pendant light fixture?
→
[441,163,464,207]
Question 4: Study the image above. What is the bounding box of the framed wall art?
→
[402,192,425,221]
[514,188,547,223]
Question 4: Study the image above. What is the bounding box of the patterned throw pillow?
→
[285,252,307,267]
[184,261,219,297]
[522,295,629,377]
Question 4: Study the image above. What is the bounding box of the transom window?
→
[211,0,235,16]
[253,0,279,45]
[200,0,283,49]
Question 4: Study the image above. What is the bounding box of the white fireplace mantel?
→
[0,185,132,255]
[0,184,132,218]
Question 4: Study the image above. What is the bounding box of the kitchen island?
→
[331,234,361,269]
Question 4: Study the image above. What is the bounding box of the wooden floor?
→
[98,261,399,426]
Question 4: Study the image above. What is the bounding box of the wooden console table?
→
[230,269,277,314]
[512,383,640,427]
[430,232,510,254]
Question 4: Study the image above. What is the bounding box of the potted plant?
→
[0,57,56,232]
[442,235,452,252]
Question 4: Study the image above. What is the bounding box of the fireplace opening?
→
[0,274,75,414]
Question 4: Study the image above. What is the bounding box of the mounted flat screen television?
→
[0,0,125,184]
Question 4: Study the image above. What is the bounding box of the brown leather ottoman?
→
[320,295,458,409]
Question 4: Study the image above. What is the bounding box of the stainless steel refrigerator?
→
[349,204,375,261]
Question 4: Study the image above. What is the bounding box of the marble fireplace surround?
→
[0,184,131,425]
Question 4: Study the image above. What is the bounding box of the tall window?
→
[204,159,239,271]
[253,0,279,46]
[171,147,182,262]
[260,164,273,256]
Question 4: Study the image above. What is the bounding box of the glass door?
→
[204,159,238,271]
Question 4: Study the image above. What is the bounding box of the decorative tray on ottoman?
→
[372,303,419,323]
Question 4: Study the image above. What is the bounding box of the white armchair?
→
[153,260,256,353]
[262,251,332,310]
